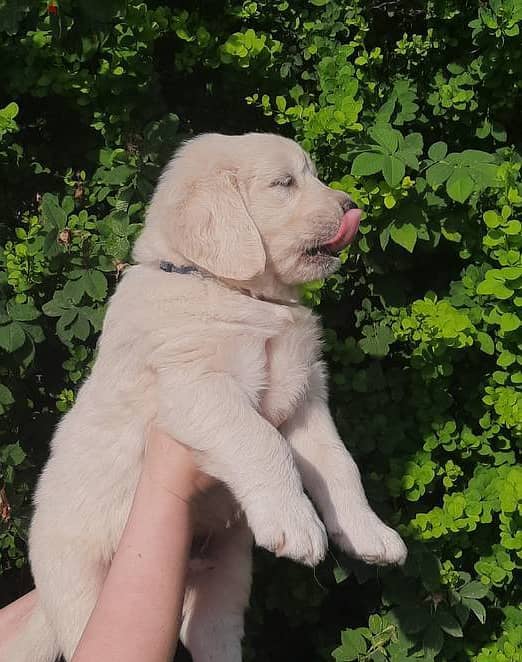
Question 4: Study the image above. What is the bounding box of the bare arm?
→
[71,428,204,662]
[0,590,37,659]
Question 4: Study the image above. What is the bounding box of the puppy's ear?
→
[173,172,266,281]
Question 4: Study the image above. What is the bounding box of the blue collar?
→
[159,260,199,275]
[158,260,300,307]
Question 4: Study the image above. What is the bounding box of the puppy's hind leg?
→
[181,524,253,662]
[30,549,108,662]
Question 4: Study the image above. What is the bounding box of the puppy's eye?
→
[271,175,294,188]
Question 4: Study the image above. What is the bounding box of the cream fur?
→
[5,133,406,662]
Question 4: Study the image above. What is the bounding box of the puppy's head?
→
[133,133,361,284]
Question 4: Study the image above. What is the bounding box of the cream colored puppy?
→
[7,133,406,662]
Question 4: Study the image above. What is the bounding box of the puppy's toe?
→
[332,512,407,566]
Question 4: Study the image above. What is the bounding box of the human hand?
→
[71,427,209,662]
[142,426,215,502]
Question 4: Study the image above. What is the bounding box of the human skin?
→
[0,427,212,662]
[0,591,38,659]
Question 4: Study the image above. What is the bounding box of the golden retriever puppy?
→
[7,133,406,662]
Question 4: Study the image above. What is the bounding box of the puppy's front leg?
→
[280,364,407,566]
[156,369,327,566]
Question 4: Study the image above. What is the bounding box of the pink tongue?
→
[323,208,362,249]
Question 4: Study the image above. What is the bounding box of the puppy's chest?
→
[260,308,322,427]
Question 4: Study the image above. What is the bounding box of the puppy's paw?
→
[248,495,327,566]
[332,510,407,566]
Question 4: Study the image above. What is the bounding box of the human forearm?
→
[71,468,193,662]
[0,590,37,660]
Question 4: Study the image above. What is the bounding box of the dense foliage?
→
[1,1,521,660]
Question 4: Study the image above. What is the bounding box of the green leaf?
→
[60,309,78,329]
[100,165,136,186]
[505,219,522,235]
[85,305,106,331]
[476,332,495,355]
[338,629,367,661]
[436,609,463,638]
[275,96,286,112]
[42,299,67,317]
[369,125,399,153]
[491,122,507,142]
[83,270,108,301]
[72,314,90,340]
[4,443,26,466]
[462,598,486,624]
[2,102,18,120]
[477,279,514,299]
[460,581,489,599]
[499,313,520,333]
[41,193,67,230]
[382,155,405,186]
[63,278,86,304]
[476,122,490,139]
[500,266,522,280]
[0,384,14,406]
[471,163,498,188]
[0,323,25,352]
[0,101,19,138]
[395,149,419,170]
[379,225,390,251]
[498,351,516,368]
[403,132,423,153]
[7,302,40,322]
[375,98,395,124]
[428,141,448,161]
[447,62,464,74]
[390,222,417,252]
[351,152,384,177]
[62,196,75,215]
[368,615,382,634]
[333,565,350,584]
[446,169,474,203]
[359,324,395,357]
[426,163,453,189]
[104,235,130,260]
[483,210,501,228]
[449,150,494,165]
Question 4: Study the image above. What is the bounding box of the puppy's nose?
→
[341,197,358,213]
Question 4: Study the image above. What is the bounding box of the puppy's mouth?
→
[305,208,362,259]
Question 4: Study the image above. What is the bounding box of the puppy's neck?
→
[158,251,300,307]
[232,272,300,307]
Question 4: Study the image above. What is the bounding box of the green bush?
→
[1,1,521,660]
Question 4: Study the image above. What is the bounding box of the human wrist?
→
[140,462,199,504]
[142,427,215,503]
